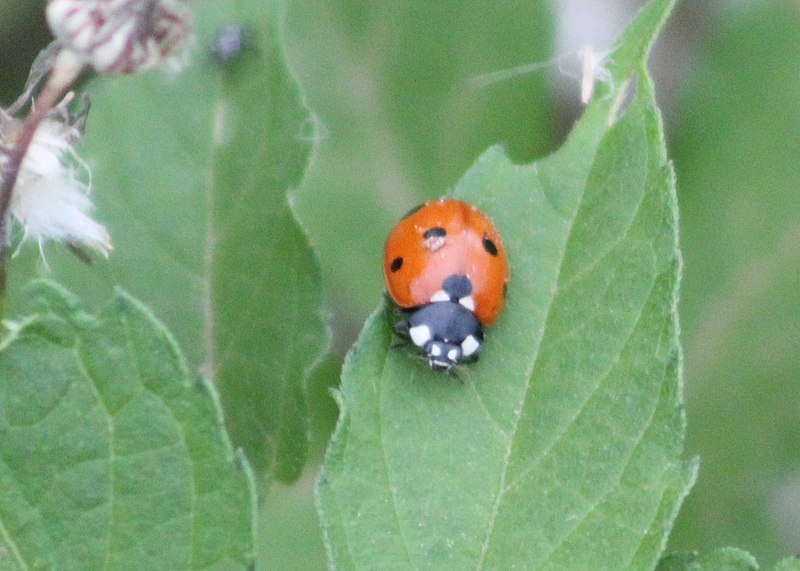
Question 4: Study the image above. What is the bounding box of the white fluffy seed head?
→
[4,115,111,258]
[46,0,194,74]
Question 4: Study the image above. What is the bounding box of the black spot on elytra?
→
[423,227,446,240]
[483,235,498,256]
[391,257,403,272]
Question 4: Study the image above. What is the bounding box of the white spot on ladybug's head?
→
[447,347,460,363]
[426,341,458,372]
[409,324,432,347]
[431,279,474,309]
[461,335,480,357]
[402,299,484,373]
[459,295,475,312]
[430,290,449,303]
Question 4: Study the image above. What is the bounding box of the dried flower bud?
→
[1,96,111,258]
[46,0,194,74]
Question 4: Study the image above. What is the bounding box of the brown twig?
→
[0,48,83,298]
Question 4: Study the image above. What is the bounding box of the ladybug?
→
[383,198,509,372]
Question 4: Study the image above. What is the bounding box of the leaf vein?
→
[118,310,197,568]
[475,128,653,568]
[474,166,576,570]
[0,515,30,570]
[377,350,417,567]
[536,320,671,569]
[502,273,655,499]
[469,383,510,438]
[503,155,655,496]
[72,336,116,569]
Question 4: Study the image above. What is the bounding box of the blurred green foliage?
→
[0,0,48,105]
[668,2,800,565]
[1,0,799,568]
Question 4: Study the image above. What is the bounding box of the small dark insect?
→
[209,25,254,66]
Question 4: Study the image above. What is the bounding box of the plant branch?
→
[0,48,83,298]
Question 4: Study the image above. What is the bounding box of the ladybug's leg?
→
[393,319,409,338]
[389,315,413,350]
[447,368,465,384]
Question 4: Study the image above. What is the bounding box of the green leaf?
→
[656,548,758,571]
[0,281,255,570]
[316,0,694,569]
[7,0,329,482]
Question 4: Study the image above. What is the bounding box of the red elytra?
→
[383,198,509,325]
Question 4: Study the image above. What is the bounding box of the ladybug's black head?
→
[423,340,464,372]
[406,301,483,373]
